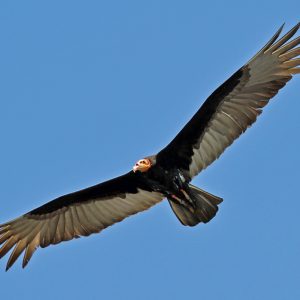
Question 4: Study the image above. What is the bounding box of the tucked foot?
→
[170,194,195,213]
[180,189,195,209]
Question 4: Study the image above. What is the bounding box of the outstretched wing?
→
[157,23,300,180]
[0,172,163,270]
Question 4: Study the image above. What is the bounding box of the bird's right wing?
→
[157,23,300,180]
[0,172,164,270]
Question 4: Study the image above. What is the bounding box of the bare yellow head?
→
[133,158,152,173]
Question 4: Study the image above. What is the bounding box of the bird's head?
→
[133,157,154,173]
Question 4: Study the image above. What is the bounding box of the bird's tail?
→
[168,184,223,226]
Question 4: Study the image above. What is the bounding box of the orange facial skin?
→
[133,158,152,173]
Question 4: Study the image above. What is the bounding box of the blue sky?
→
[0,1,299,299]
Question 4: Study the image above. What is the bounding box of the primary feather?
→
[1,23,299,270]
[157,23,300,179]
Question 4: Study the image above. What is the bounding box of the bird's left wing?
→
[0,172,163,270]
[157,23,300,180]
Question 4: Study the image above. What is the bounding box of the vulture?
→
[1,23,300,271]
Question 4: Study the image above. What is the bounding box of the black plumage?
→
[1,23,300,271]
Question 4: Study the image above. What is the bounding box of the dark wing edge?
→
[157,23,300,180]
[0,172,164,270]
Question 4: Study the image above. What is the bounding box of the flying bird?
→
[1,23,300,271]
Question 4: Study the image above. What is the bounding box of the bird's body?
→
[134,157,222,224]
[1,23,300,270]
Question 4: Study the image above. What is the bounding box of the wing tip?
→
[277,21,300,35]
[5,264,11,272]
[247,22,300,65]
[279,22,285,32]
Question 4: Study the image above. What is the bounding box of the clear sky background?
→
[0,1,299,299]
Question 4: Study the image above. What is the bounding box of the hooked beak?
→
[133,164,140,173]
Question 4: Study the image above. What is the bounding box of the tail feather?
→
[168,185,223,226]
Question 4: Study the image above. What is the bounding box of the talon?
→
[170,194,195,213]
